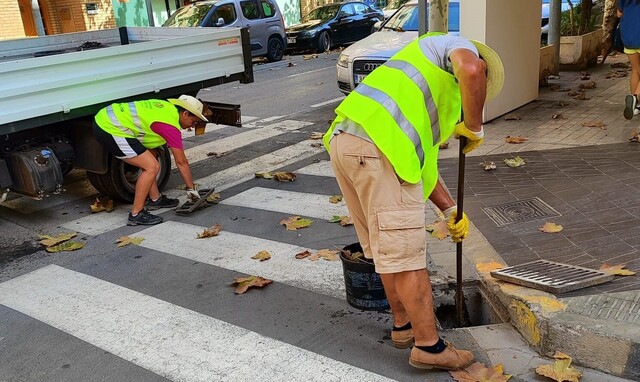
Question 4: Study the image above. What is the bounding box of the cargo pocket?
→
[375,209,426,266]
[344,153,381,171]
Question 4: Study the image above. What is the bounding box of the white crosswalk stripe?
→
[0,265,391,382]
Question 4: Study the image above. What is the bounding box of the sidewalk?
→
[429,53,640,380]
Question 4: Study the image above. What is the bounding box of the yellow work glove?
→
[454,122,484,154]
[444,206,469,242]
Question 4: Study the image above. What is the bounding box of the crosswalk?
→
[0,115,414,381]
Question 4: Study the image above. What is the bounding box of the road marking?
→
[310,96,345,108]
[0,265,391,382]
[176,120,313,169]
[294,160,335,178]
[286,67,333,78]
[137,221,345,299]
[220,187,348,220]
[180,116,258,138]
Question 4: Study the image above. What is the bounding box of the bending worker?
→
[93,95,207,226]
[323,33,504,370]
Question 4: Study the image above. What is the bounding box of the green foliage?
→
[560,0,603,36]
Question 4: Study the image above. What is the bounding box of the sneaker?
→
[127,209,163,226]
[146,195,179,210]
[624,94,637,120]
[391,325,414,349]
[635,108,640,116]
[409,342,474,370]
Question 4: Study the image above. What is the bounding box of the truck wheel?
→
[87,146,172,202]
[317,32,330,53]
[266,37,284,62]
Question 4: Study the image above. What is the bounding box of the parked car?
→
[336,0,459,94]
[163,0,287,62]
[541,0,572,35]
[380,0,411,18]
[285,1,384,53]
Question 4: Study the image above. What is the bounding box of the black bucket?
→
[340,243,390,311]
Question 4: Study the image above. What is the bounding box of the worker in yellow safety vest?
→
[93,95,209,226]
[323,33,504,370]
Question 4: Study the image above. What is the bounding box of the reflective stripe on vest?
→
[105,104,144,140]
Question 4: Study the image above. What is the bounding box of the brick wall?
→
[0,0,27,40]
[47,0,116,34]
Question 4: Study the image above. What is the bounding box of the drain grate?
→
[483,197,561,227]
[490,260,614,293]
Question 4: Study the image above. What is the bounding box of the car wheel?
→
[266,37,284,62]
[317,31,330,53]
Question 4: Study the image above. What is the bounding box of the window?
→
[240,0,260,19]
[352,3,367,14]
[212,4,236,25]
[260,0,276,18]
[338,4,355,17]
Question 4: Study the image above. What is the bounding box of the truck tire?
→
[86,146,172,202]
[266,37,284,62]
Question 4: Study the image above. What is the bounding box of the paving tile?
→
[584,241,636,259]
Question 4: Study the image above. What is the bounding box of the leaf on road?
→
[303,54,318,60]
[551,113,567,120]
[503,113,522,121]
[295,250,311,259]
[426,221,449,240]
[329,195,343,204]
[90,197,114,213]
[39,232,77,247]
[553,100,569,108]
[206,193,221,203]
[535,351,582,382]
[504,156,526,167]
[206,151,225,158]
[252,250,272,262]
[310,142,323,148]
[255,171,274,179]
[629,130,640,142]
[329,215,353,226]
[232,275,273,294]
[272,172,296,182]
[310,132,324,139]
[280,216,313,230]
[538,222,563,233]
[450,362,512,382]
[439,141,450,149]
[116,236,145,247]
[309,249,339,261]
[287,62,296,67]
[505,136,527,144]
[46,241,86,253]
[581,120,606,130]
[599,263,636,276]
[480,161,497,171]
[197,224,222,239]
[578,80,596,89]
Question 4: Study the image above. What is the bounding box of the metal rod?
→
[456,136,467,327]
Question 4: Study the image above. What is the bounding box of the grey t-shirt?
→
[332,35,478,141]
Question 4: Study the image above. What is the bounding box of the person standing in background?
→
[618,0,640,119]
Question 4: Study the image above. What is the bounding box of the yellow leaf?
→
[45,241,85,253]
[310,132,324,139]
[535,352,582,382]
[329,215,352,226]
[197,224,222,239]
[309,249,339,261]
[39,233,77,247]
[295,250,311,259]
[272,172,296,182]
[505,136,527,144]
[255,172,274,179]
[538,222,563,233]
[504,156,526,167]
[90,198,105,213]
[231,275,273,294]
[450,362,512,382]
[116,236,145,247]
[599,263,636,276]
[280,216,313,230]
[341,249,364,262]
[206,193,221,203]
[329,195,343,204]
[252,250,272,262]
[426,221,449,240]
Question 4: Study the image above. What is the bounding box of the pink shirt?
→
[151,122,183,150]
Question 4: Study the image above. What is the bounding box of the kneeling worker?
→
[93,95,207,226]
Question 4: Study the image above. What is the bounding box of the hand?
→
[186,186,200,202]
[454,122,484,154]
[444,206,469,242]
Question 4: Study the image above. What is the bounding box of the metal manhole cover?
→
[483,197,561,227]
[490,260,614,293]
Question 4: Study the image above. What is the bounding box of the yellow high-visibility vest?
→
[324,34,462,198]
[95,99,181,149]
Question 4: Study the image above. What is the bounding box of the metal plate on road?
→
[483,197,561,227]
[490,260,614,294]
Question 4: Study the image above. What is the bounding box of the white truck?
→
[0,26,253,202]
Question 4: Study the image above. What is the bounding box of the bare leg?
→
[630,52,640,96]
[380,274,410,326]
[122,151,160,214]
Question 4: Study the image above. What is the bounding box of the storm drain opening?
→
[433,281,508,329]
[490,260,614,294]
[483,197,561,227]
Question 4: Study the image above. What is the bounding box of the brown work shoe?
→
[391,327,414,349]
[409,342,474,370]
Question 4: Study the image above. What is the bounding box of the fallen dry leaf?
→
[310,142,323,148]
[599,263,636,276]
[39,233,77,247]
[206,193,221,203]
[450,362,512,382]
[280,216,313,230]
[329,195,343,204]
[503,113,522,121]
[611,62,629,69]
[538,222,563,233]
[549,85,571,92]
[605,70,627,79]
[553,100,569,107]
[197,223,222,239]
[90,197,114,213]
[310,132,324,139]
[330,215,353,226]
[45,241,86,253]
[504,156,526,167]
[581,120,606,130]
[573,91,590,100]
[426,221,449,240]
[480,161,497,171]
[535,351,582,382]
[116,236,145,247]
[505,136,527,144]
[303,54,318,60]
[232,275,273,294]
[287,62,296,67]
[255,172,274,179]
[578,80,596,89]
[295,250,311,259]
[341,249,364,261]
[630,130,640,142]
[551,113,567,120]
[439,142,450,149]
[309,249,339,261]
[252,250,272,262]
[206,152,225,158]
[272,172,296,182]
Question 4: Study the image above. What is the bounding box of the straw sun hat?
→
[469,40,505,101]
[168,95,209,122]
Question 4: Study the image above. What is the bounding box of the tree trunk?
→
[578,0,593,35]
[600,0,619,64]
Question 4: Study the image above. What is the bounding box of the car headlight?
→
[337,53,349,68]
[300,28,319,37]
